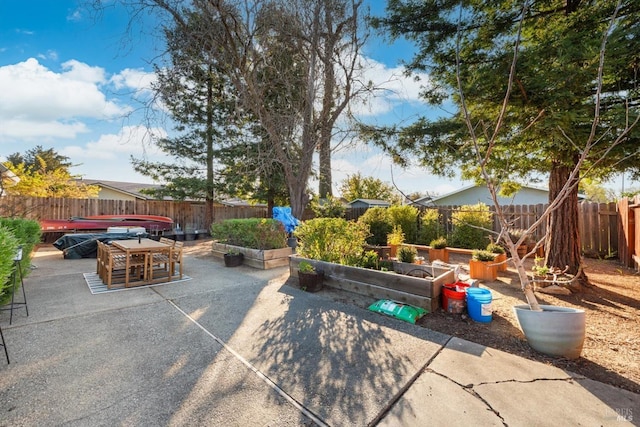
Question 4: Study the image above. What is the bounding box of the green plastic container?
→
[368,299,428,324]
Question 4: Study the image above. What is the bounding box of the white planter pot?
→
[513,304,586,359]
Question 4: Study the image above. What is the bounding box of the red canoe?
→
[40,214,174,233]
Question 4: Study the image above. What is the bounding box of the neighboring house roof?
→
[220,198,267,207]
[77,179,166,200]
[0,163,20,184]
[415,184,586,206]
[348,198,391,207]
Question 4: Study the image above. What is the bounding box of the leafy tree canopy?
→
[339,172,399,203]
[3,146,98,198]
[368,0,640,185]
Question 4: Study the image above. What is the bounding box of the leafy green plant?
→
[418,208,442,244]
[378,260,394,271]
[451,203,493,249]
[472,249,496,262]
[0,225,20,304]
[397,245,417,263]
[294,218,369,265]
[486,243,505,254]
[298,260,316,274]
[357,207,392,246]
[310,196,346,218]
[430,236,447,249]
[387,225,405,246]
[531,257,550,276]
[0,217,41,280]
[358,250,380,269]
[210,218,286,249]
[387,205,419,243]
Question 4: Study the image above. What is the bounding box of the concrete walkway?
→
[0,245,637,426]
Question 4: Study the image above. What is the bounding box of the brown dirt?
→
[184,238,640,394]
[419,253,640,395]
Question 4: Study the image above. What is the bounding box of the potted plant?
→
[397,245,417,264]
[469,250,497,281]
[386,225,405,258]
[428,237,449,262]
[486,243,507,272]
[297,260,323,292]
[223,250,244,267]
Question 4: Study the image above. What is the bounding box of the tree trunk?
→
[546,158,586,291]
[318,130,332,198]
[205,65,215,228]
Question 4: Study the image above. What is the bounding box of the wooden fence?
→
[2,196,637,268]
[347,201,623,260]
[0,196,268,233]
[617,196,640,271]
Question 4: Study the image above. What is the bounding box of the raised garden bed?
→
[289,256,455,312]
[212,242,292,269]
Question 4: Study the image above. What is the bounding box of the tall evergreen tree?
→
[131,10,259,224]
[370,0,640,283]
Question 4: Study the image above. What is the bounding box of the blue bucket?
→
[466,287,493,322]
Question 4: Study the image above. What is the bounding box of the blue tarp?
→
[272,206,300,234]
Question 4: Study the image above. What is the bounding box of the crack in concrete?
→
[426,368,507,426]
[368,336,454,426]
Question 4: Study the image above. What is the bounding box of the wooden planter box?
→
[494,253,507,272]
[428,248,449,263]
[469,259,498,281]
[289,256,455,312]
[212,242,292,269]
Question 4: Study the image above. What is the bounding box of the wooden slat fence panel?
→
[0,196,269,232]
[2,196,634,260]
[617,196,640,270]
[344,201,622,257]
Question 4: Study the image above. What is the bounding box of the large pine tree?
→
[370,0,640,286]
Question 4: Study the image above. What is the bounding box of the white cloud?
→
[0,119,89,140]
[0,58,127,130]
[111,68,157,93]
[62,125,168,160]
[0,58,131,141]
[351,56,430,117]
[61,59,106,83]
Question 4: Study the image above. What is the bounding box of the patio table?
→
[111,238,172,287]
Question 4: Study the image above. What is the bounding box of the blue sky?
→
[0,0,470,198]
[1,1,629,198]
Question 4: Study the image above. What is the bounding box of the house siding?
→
[428,186,550,206]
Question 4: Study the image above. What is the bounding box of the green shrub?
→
[210,218,286,250]
[310,196,346,218]
[397,245,417,263]
[0,225,20,304]
[386,225,405,246]
[387,205,419,243]
[418,209,442,244]
[294,218,369,266]
[451,203,493,249]
[357,207,392,246]
[0,217,41,278]
[358,250,380,269]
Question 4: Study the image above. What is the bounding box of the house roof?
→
[77,179,166,200]
[415,184,586,205]
[220,198,267,207]
[0,163,20,184]
[348,198,390,207]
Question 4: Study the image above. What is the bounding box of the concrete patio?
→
[0,245,637,426]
